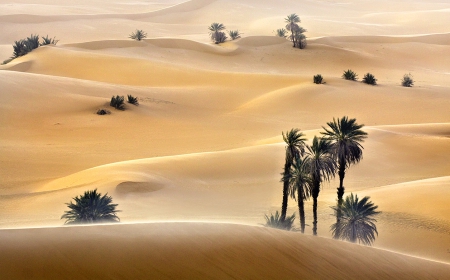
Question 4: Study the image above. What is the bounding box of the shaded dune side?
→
[0,223,449,280]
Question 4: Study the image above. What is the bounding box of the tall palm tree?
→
[321,116,367,235]
[281,129,306,221]
[330,193,380,245]
[61,189,120,224]
[285,13,300,47]
[289,158,313,233]
[305,136,336,235]
[208,23,226,43]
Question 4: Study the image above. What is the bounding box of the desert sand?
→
[0,0,450,278]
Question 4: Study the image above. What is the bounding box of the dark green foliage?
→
[12,39,32,58]
[96,109,111,115]
[127,95,139,105]
[213,32,227,44]
[362,73,377,85]
[228,30,241,40]
[285,14,307,49]
[110,95,125,110]
[208,23,227,44]
[401,73,414,87]
[342,69,358,81]
[313,74,323,84]
[25,34,40,50]
[129,29,147,41]
[276,28,287,38]
[264,211,296,231]
[61,189,120,224]
[41,35,59,46]
[2,58,14,65]
[288,157,312,233]
[281,129,307,221]
[331,193,380,245]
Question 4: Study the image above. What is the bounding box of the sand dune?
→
[0,223,449,280]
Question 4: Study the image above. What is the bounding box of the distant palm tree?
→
[129,29,147,41]
[322,116,367,237]
[305,136,336,235]
[288,158,313,233]
[276,28,287,38]
[61,189,120,224]
[330,193,380,245]
[285,13,300,47]
[281,129,306,221]
[208,23,226,44]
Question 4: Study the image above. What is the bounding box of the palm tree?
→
[281,129,306,221]
[288,158,312,233]
[285,13,300,47]
[264,211,296,231]
[321,116,367,236]
[208,23,226,44]
[305,136,336,235]
[61,189,120,224]
[129,29,147,41]
[330,193,380,245]
[276,28,287,38]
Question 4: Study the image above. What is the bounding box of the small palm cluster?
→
[278,14,307,49]
[208,23,241,44]
[61,189,120,224]
[264,211,296,230]
[342,69,358,81]
[342,70,378,85]
[362,73,377,85]
[129,29,147,41]
[3,34,58,65]
[108,95,139,111]
[313,74,324,84]
[401,73,414,87]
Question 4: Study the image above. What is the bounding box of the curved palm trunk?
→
[297,187,306,233]
[334,161,346,238]
[312,179,320,236]
[281,161,291,221]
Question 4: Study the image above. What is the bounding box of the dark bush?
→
[362,73,377,85]
[228,30,241,40]
[313,74,324,84]
[264,211,296,231]
[96,109,111,115]
[401,73,414,87]
[127,95,139,106]
[213,31,227,44]
[129,30,147,41]
[41,35,59,46]
[110,95,125,110]
[342,69,358,81]
[25,34,40,50]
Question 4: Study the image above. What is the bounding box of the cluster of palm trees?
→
[276,13,307,49]
[208,23,241,44]
[275,116,379,244]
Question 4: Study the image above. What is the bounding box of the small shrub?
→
[127,95,139,106]
[129,29,147,41]
[313,74,323,84]
[12,40,31,58]
[276,28,287,38]
[2,58,14,65]
[41,35,59,46]
[110,95,125,110]
[96,109,111,115]
[264,211,296,231]
[213,31,227,44]
[401,73,414,87]
[362,73,377,85]
[25,34,40,50]
[342,69,358,81]
[228,30,241,40]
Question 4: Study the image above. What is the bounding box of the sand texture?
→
[0,0,450,278]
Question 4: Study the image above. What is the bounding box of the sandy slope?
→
[0,223,449,280]
[0,0,450,276]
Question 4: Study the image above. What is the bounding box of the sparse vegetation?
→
[362,73,377,85]
[40,35,59,46]
[331,193,380,245]
[264,211,296,231]
[127,95,139,105]
[228,30,241,40]
[284,13,307,49]
[61,189,120,224]
[276,28,287,38]
[208,23,227,44]
[313,74,324,84]
[110,95,125,110]
[3,34,58,64]
[342,69,358,81]
[401,73,414,87]
[129,29,147,41]
[96,109,111,115]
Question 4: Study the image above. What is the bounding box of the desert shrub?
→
[342,69,358,81]
[228,30,241,40]
[41,35,59,46]
[276,28,287,38]
[127,95,139,105]
[129,29,147,41]
[213,31,227,44]
[96,109,111,115]
[110,95,125,110]
[25,34,40,50]
[12,40,31,58]
[313,74,324,84]
[401,73,414,87]
[362,73,377,85]
[264,211,296,231]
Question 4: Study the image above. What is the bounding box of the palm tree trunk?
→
[312,179,320,236]
[297,187,305,233]
[291,30,295,47]
[281,161,291,221]
[334,162,346,238]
